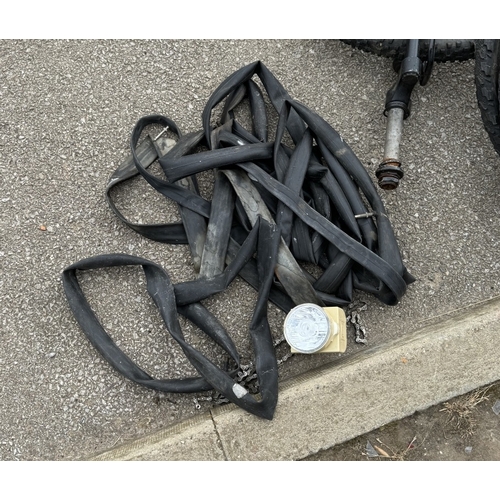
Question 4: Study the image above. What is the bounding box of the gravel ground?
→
[1,39,499,460]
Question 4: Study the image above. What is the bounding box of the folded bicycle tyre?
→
[341,39,475,64]
[475,39,500,156]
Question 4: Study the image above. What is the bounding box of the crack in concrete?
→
[210,409,228,460]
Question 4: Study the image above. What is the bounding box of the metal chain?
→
[347,301,368,344]
[197,335,294,408]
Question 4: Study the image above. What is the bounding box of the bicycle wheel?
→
[475,39,500,156]
[341,39,476,64]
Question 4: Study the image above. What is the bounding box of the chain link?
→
[347,301,368,344]
[196,335,294,408]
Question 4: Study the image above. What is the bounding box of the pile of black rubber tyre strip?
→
[62,61,414,420]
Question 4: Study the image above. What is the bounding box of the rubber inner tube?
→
[63,61,414,420]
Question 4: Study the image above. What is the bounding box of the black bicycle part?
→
[341,39,475,67]
[375,40,423,190]
[420,39,436,87]
[384,40,422,119]
[475,39,500,156]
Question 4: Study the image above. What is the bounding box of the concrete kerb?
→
[88,295,500,461]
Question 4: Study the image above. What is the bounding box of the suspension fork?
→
[376,39,435,190]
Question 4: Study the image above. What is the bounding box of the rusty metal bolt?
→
[376,159,404,190]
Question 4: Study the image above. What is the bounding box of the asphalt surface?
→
[1,39,499,461]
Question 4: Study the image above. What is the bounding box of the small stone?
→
[465,446,473,454]
[365,440,379,458]
[492,400,500,416]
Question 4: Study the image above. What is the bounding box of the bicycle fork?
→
[376,39,435,190]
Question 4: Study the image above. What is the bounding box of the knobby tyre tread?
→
[341,39,475,64]
[474,39,500,156]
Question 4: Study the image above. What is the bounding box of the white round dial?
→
[284,303,331,354]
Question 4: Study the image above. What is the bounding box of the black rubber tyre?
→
[341,39,476,64]
[475,40,500,156]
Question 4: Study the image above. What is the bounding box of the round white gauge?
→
[283,303,331,354]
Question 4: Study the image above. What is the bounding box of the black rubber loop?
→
[62,218,280,420]
[62,253,233,393]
